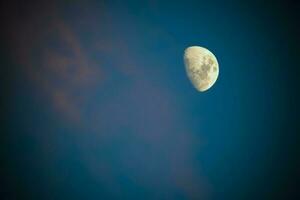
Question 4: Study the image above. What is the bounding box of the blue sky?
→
[2,0,299,199]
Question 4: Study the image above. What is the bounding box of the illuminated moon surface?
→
[184,46,219,92]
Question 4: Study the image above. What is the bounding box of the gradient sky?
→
[1,0,299,199]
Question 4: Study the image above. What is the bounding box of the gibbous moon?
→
[184,46,219,92]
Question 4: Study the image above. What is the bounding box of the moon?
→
[184,46,219,92]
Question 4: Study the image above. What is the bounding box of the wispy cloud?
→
[4,1,208,198]
[6,3,103,124]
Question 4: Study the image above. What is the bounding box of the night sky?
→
[1,0,299,199]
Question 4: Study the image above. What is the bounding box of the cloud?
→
[3,1,209,198]
[5,2,103,124]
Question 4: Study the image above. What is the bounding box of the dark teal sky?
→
[1,0,299,199]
